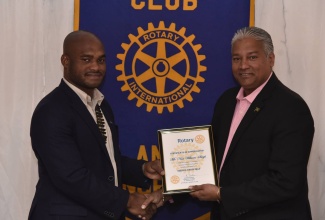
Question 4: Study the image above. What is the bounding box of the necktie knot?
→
[95,104,107,143]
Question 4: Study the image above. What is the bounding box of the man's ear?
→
[61,54,69,67]
[268,52,275,67]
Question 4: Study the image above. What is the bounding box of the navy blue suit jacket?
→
[29,80,150,220]
[211,74,314,219]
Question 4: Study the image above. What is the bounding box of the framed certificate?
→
[158,125,218,195]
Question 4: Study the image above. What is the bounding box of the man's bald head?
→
[63,30,103,56]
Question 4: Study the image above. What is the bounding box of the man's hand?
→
[141,188,164,209]
[127,192,157,220]
[189,184,221,202]
[141,188,174,210]
[143,160,164,180]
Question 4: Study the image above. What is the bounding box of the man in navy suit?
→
[190,27,314,219]
[29,30,164,220]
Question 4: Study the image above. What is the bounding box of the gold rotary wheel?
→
[116,21,206,114]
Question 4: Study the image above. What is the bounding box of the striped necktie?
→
[95,104,107,143]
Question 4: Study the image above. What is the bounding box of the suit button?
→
[104,210,114,217]
[108,176,114,181]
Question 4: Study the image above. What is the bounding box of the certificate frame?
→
[158,125,218,195]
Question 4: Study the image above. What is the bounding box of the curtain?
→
[0,0,74,219]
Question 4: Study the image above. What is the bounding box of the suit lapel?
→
[216,93,237,169]
[225,100,265,162]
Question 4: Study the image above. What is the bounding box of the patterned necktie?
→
[95,104,107,143]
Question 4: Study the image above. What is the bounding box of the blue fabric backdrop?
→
[79,0,250,219]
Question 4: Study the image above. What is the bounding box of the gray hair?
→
[231,27,274,56]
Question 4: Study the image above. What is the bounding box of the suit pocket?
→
[50,203,87,216]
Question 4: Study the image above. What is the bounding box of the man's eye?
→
[82,58,90,62]
[98,58,105,64]
[249,56,257,60]
[232,57,240,62]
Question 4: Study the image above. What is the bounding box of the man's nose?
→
[89,61,100,71]
[239,58,249,69]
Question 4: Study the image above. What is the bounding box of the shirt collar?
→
[63,78,104,107]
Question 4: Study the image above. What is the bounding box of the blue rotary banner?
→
[78,0,251,219]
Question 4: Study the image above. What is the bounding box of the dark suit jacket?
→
[29,80,150,220]
[211,74,314,220]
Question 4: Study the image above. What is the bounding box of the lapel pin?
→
[254,107,260,112]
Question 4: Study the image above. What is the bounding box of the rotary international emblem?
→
[195,134,205,144]
[170,175,180,184]
[116,21,207,114]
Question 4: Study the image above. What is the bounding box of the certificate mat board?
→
[158,125,217,194]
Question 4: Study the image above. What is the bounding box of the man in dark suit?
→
[29,30,164,220]
[190,27,314,219]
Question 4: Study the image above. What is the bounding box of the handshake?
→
[126,160,172,220]
[127,188,172,220]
